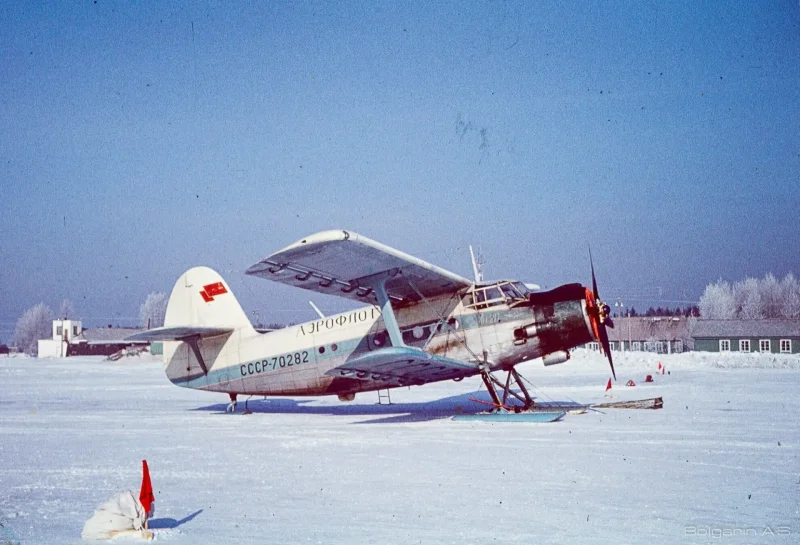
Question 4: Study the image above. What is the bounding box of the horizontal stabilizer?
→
[326,346,479,386]
[125,326,234,342]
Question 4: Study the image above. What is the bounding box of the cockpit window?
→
[513,282,529,296]
[465,281,527,310]
[501,284,521,299]
[485,287,502,301]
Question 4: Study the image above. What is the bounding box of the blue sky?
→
[2,1,799,335]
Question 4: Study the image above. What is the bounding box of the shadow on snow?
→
[149,509,204,530]
[191,391,586,424]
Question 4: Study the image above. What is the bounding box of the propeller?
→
[588,248,616,381]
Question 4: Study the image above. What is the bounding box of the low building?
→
[692,320,800,354]
[38,320,148,357]
[586,316,690,354]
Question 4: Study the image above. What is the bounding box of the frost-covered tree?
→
[780,273,800,319]
[698,280,736,319]
[58,299,74,320]
[734,277,763,320]
[758,273,782,319]
[700,273,798,319]
[139,292,168,329]
[14,303,54,356]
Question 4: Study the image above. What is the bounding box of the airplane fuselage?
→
[163,283,594,398]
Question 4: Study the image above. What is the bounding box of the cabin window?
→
[780,339,791,353]
[739,339,750,352]
[759,339,770,352]
[719,339,730,351]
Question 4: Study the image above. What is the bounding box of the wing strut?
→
[369,271,406,348]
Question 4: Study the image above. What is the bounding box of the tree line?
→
[621,305,700,318]
[698,273,800,320]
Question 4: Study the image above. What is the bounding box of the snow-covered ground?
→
[1,350,798,544]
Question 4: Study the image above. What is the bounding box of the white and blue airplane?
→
[128,230,616,413]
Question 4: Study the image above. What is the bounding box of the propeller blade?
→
[589,246,599,300]
[598,324,617,381]
[588,246,615,380]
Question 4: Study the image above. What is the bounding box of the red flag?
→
[605,378,612,391]
[139,460,154,517]
[658,362,662,370]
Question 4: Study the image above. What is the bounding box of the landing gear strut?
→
[480,368,534,412]
[226,393,238,413]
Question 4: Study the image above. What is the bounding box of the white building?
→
[38,319,83,358]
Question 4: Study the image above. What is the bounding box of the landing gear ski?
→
[480,367,535,412]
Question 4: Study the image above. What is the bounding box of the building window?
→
[780,339,792,353]
[739,339,751,352]
[56,326,63,336]
[632,341,641,351]
[759,339,770,352]
[719,339,730,352]
[587,342,599,351]
[73,326,78,336]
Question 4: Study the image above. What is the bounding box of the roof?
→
[606,317,690,342]
[692,319,800,338]
[73,328,147,344]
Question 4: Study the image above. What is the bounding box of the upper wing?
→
[325,346,480,386]
[245,230,472,307]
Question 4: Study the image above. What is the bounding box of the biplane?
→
[128,230,616,413]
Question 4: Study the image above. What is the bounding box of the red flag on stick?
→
[605,378,612,391]
[139,460,154,518]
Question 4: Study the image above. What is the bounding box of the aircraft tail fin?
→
[126,267,256,383]
[127,266,255,349]
[160,266,252,332]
